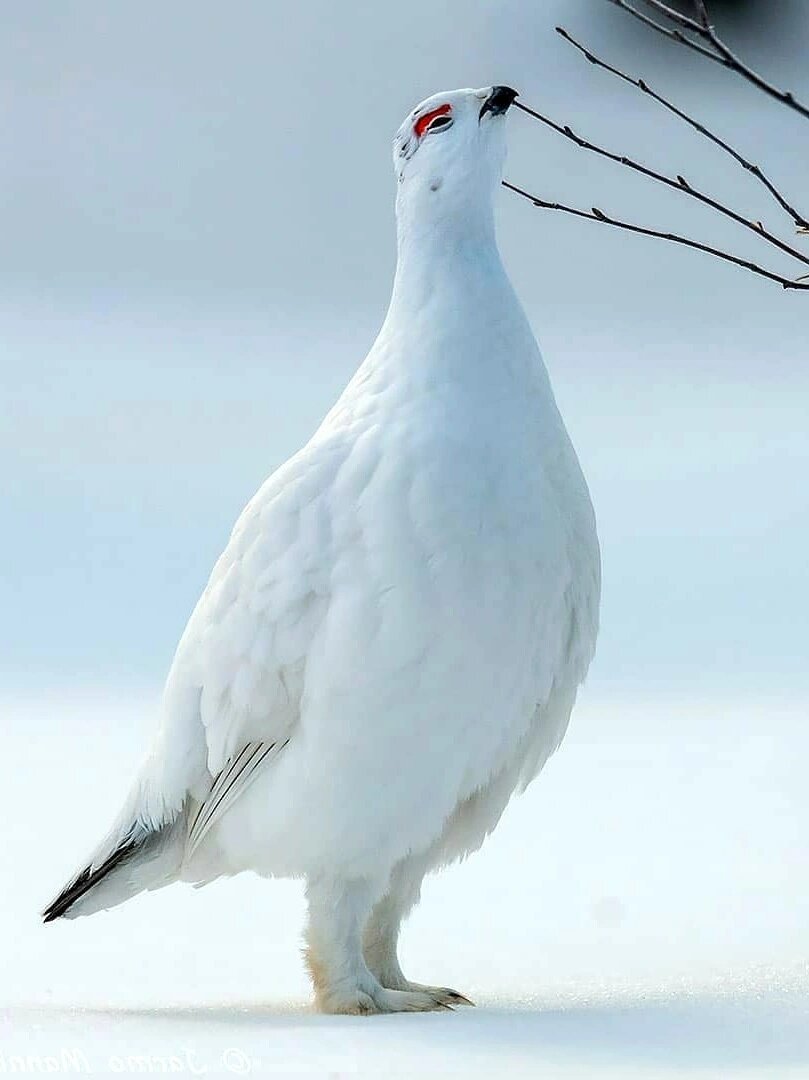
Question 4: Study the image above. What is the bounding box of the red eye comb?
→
[414,103,451,138]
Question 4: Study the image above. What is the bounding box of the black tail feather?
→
[42,833,141,923]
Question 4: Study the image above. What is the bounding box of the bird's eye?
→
[426,114,453,134]
[414,104,452,138]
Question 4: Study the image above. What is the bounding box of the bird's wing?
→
[186,737,288,855]
[167,436,345,847]
[41,435,350,917]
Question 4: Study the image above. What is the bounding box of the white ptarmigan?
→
[44,86,600,1014]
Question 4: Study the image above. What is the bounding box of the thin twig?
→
[605,0,724,64]
[501,180,809,291]
[555,26,809,229]
[607,0,809,120]
[675,0,809,116]
[511,100,809,268]
[631,0,710,34]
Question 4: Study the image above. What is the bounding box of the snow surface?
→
[3,691,808,1076]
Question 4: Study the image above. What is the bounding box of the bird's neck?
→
[389,209,506,318]
[368,211,546,397]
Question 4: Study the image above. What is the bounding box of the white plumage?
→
[44,86,600,1014]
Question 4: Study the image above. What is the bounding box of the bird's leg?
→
[304,875,451,1014]
[362,859,474,1008]
[362,886,412,991]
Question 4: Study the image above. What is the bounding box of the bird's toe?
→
[374,987,454,1013]
[378,977,474,1008]
[415,984,474,1008]
[436,987,475,1007]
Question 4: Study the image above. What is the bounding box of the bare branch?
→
[506,3,809,291]
[605,0,726,64]
[607,0,809,119]
[501,180,809,291]
[555,26,809,229]
[632,0,708,34]
[511,100,809,269]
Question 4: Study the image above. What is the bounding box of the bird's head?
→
[392,86,518,242]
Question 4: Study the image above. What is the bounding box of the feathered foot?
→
[305,875,459,1015]
[311,972,457,1015]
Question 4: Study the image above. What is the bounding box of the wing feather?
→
[186,738,289,856]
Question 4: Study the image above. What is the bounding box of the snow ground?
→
[2,691,808,1077]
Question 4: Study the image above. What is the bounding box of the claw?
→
[430,987,473,1008]
[445,990,475,1007]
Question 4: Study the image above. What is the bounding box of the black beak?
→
[479,85,518,121]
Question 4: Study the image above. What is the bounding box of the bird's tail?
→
[42,680,212,922]
[42,796,190,922]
